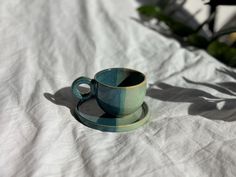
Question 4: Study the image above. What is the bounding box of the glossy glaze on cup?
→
[94,68,146,116]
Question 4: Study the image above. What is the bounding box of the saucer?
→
[74,98,149,132]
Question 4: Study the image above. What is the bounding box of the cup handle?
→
[71,76,95,102]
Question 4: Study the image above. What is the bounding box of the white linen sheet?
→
[0,0,236,176]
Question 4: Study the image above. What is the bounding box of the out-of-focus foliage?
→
[137,5,236,67]
[208,41,236,67]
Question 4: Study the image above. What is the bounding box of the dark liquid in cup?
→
[117,72,144,87]
[96,68,145,87]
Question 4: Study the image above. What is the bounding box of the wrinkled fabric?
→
[0,0,236,177]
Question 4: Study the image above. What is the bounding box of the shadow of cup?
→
[44,86,90,115]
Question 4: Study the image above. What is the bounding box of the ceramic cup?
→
[72,68,147,117]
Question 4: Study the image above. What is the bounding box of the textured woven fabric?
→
[1,0,236,176]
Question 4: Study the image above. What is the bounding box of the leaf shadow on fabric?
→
[146,68,236,121]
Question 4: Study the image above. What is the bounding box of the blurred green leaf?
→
[186,34,209,48]
[137,5,195,37]
[137,5,161,17]
[232,41,236,48]
[207,41,236,67]
[167,21,195,37]
[207,41,229,59]
[225,48,236,67]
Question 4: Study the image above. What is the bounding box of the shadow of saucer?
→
[44,86,90,118]
[44,86,113,126]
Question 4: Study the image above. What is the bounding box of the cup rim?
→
[94,68,146,89]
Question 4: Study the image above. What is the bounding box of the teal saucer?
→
[75,98,149,132]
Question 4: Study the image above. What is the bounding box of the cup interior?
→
[95,68,145,87]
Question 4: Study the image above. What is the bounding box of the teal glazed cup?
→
[72,68,147,117]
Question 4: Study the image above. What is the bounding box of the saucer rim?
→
[75,101,150,132]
